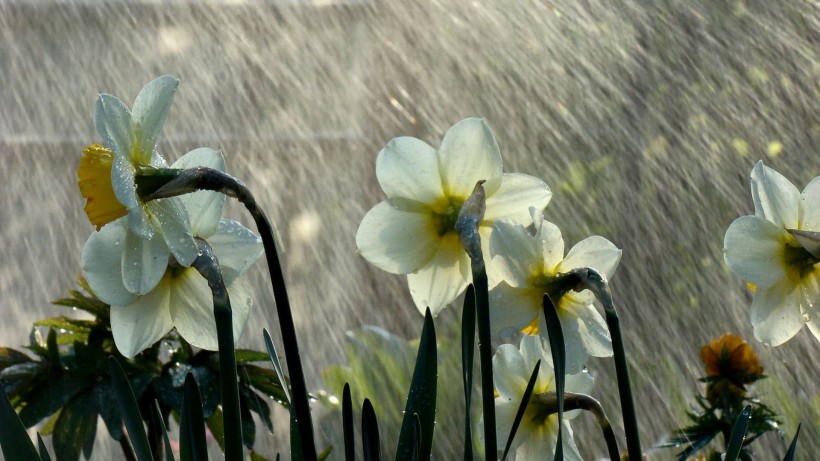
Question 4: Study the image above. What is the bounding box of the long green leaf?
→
[461,285,476,461]
[361,399,381,461]
[263,329,291,405]
[109,357,153,461]
[180,373,208,461]
[342,383,355,461]
[395,308,437,461]
[472,263,496,459]
[0,387,40,460]
[501,360,541,461]
[782,423,800,461]
[37,434,51,461]
[543,294,565,461]
[724,405,752,461]
[151,400,176,461]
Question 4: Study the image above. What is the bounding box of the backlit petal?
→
[172,147,226,238]
[131,76,178,164]
[438,118,503,198]
[122,229,170,295]
[489,284,542,338]
[81,221,137,307]
[110,278,173,359]
[407,232,470,315]
[800,176,820,231]
[536,217,565,273]
[750,161,800,229]
[724,216,790,287]
[750,279,804,346]
[356,201,440,275]
[95,95,133,164]
[170,270,253,350]
[484,173,552,223]
[492,343,529,398]
[150,199,198,267]
[208,220,264,286]
[490,219,542,288]
[558,236,622,280]
[376,136,444,204]
[800,270,820,342]
[555,296,612,374]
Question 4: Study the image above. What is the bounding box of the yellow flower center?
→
[78,144,127,230]
[519,271,578,335]
[431,198,464,237]
[783,242,820,280]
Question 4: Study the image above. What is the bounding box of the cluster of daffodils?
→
[78,76,263,358]
[356,118,621,459]
[724,162,820,346]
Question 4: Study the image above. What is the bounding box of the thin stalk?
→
[454,181,497,459]
[535,392,620,461]
[190,239,242,460]
[145,167,318,460]
[574,268,641,461]
[119,434,139,461]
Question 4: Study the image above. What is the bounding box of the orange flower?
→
[700,334,763,384]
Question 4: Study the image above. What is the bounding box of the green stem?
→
[535,392,621,461]
[190,239,243,461]
[146,167,318,461]
[575,268,642,461]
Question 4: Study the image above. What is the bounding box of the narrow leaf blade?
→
[543,294,565,461]
[343,383,355,461]
[109,357,153,461]
[782,423,801,461]
[724,405,752,461]
[362,399,381,461]
[180,373,208,461]
[0,387,40,460]
[461,284,476,461]
[501,360,541,461]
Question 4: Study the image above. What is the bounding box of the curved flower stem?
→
[190,238,243,461]
[535,392,620,461]
[145,167,318,461]
[455,181,497,459]
[572,268,642,461]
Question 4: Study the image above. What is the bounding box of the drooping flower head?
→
[356,118,552,315]
[724,161,820,346]
[700,333,764,404]
[81,149,264,358]
[489,209,621,373]
[493,335,593,461]
[78,76,202,296]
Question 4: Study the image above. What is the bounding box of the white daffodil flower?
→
[81,149,264,359]
[356,118,552,315]
[79,75,199,295]
[493,335,593,461]
[724,161,820,346]
[489,210,621,373]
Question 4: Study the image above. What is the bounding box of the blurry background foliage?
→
[0,0,817,458]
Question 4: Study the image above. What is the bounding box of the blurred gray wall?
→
[1,0,817,459]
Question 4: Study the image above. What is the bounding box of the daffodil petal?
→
[170,270,253,351]
[556,296,612,374]
[484,173,552,223]
[122,229,170,295]
[131,75,178,163]
[95,95,133,164]
[494,394,520,452]
[172,148,226,238]
[489,283,541,338]
[356,201,440,274]
[438,118,503,198]
[110,278,173,359]
[208,220,263,286]
[800,175,820,231]
[150,199,198,267]
[407,233,470,315]
[558,236,622,279]
[376,136,444,203]
[519,335,555,389]
[724,215,790,287]
[492,343,530,398]
[536,217,565,273]
[490,219,542,288]
[801,270,820,341]
[81,221,137,307]
[750,161,800,229]
[750,279,804,346]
